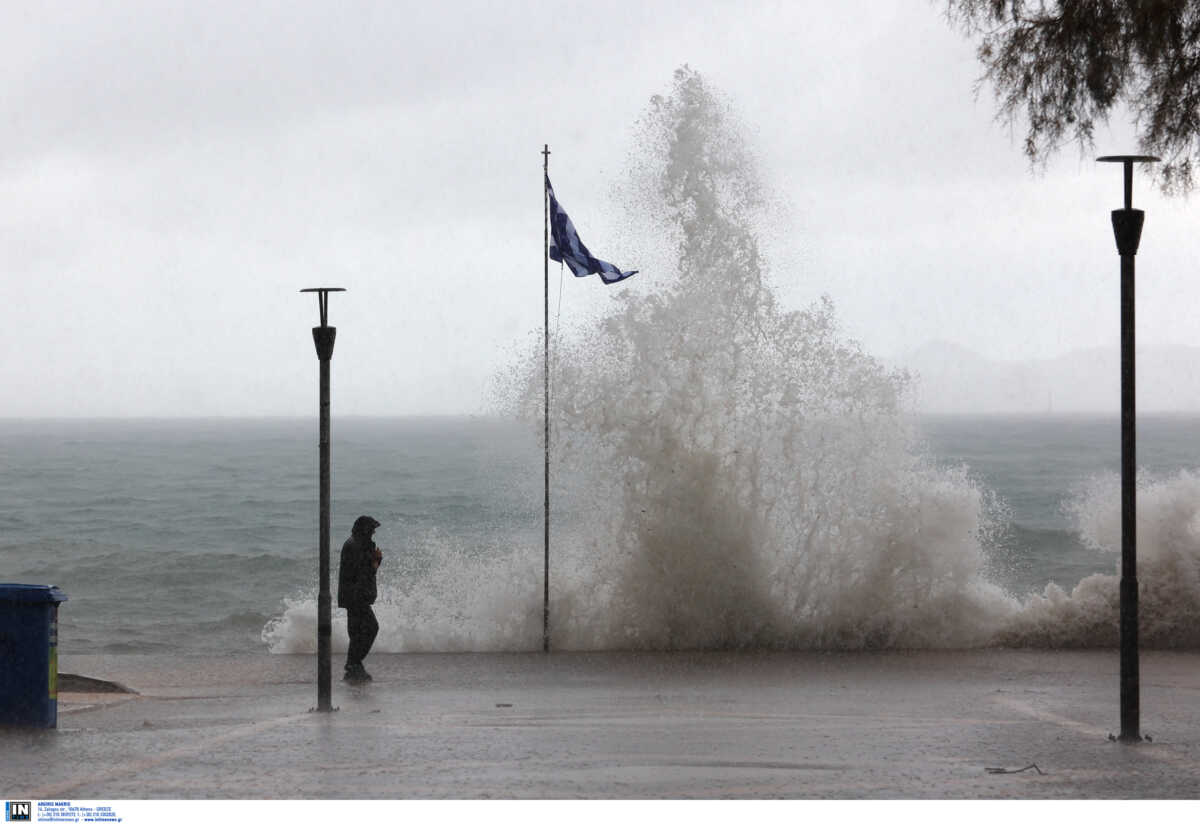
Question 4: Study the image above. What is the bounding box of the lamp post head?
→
[301,288,345,360]
[1097,155,1161,163]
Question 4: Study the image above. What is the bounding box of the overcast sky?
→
[2,0,1195,417]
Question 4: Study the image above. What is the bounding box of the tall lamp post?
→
[301,286,346,713]
[1096,155,1157,743]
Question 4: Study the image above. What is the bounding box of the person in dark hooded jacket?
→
[338,515,383,681]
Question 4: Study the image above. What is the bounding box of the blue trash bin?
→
[0,584,68,727]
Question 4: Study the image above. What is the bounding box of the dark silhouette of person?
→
[337,515,382,682]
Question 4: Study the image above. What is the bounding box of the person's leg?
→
[345,606,379,680]
[345,607,367,676]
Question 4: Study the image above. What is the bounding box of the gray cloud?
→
[1,0,1195,417]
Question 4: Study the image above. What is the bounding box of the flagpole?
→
[542,143,551,654]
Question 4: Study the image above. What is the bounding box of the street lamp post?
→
[301,286,346,713]
[1096,155,1157,743]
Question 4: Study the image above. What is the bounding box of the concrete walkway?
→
[3,649,1198,798]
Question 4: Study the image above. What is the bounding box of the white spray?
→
[500,67,1016,650]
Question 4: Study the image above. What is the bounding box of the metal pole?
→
[318,351,332,710]
[1097,155,1156,742]
[1119,245,1138,742]
[542,144,551,654]
[302,287,345,712]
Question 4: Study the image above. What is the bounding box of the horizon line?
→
[6,410,1200,422]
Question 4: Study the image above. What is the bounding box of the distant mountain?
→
[898,341,1200,413]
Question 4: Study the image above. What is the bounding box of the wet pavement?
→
[3,649,1199,798]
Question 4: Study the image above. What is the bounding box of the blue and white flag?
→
[546,175,637,285]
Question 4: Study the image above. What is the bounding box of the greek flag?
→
[546,175,637,285]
